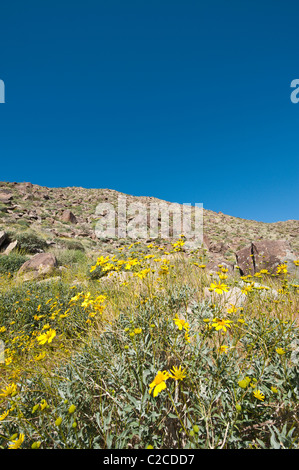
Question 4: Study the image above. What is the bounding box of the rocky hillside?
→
[0,181,298,270]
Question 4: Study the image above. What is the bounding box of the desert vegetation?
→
[0,234,298,449]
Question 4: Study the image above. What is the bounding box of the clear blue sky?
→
[0,0,298,222]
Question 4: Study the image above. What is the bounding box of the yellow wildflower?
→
[134,268,151,279]
[253,389,265,401]
[173,318,190,331]
[184,331,191,343]
[0,409,10,421]
[36,328,56,345]
[33,314,45,321]
[34,351,46,361]
[218,345,229,354]
[172,239,185,251]
[218,273,228,280]
[209,282,229,295]
[238,376,251,389]
[169,365,186,381]
[241,284,253,295]
[227,304,238,314]
[276,264,288,274]
[70,292,83,302]
[159,264,169,275]
[0,383,17,398]
[276,347,286,355]
[40,399,48,411]
[212,318,232,332]
[8,433,25,449]
[149,371,170,397]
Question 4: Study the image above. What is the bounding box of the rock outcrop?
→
[235,239,298,276]
[61,210,77,224]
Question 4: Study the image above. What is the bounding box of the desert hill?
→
[0,181,298,270]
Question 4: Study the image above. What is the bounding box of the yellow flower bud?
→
[68,404,76,414]
[31,441,41,449]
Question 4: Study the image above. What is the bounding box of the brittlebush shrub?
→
[0,241,298,449]
[15,232,47,254]
[0,253,28,274]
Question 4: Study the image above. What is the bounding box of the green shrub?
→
[58,239,85,252]
[16,220,31,230]
[14,232,48,254]
[54,248,87,267]
[0,242,298,450]
[0,280,87,339]
[0,253,28,274]
[2,285,298,449]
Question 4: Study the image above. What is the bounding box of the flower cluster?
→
[149,365,187,397]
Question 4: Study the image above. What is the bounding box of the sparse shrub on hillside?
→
[57,239,85,252]
[16,220,31,230]
[0,253,29,274]
[14,232,48,254]
[0,280,88,340]
[51,248,87,267]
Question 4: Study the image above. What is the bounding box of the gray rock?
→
[3,240,18,255]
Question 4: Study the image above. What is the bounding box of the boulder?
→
[252,240,297,275]
[235,240,298,276]
[3,240,18,255]
[235,245,255,276]
[203,286,246,310]
[0,191,13,204]
[205,259,234,274]
[17,252,57,281]
[239,281,278,299]
[203,234,211,250]
[61,210,77,224]
[209,240,227,253]
[223,286,247,308]
[22,194,34,201]
[203,235,227,254]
